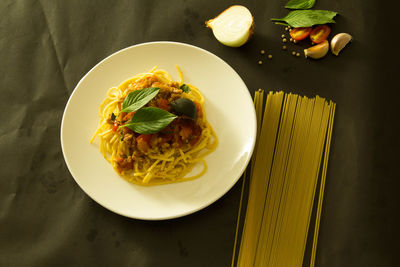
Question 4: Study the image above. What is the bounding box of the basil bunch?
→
[119,87,177,134]
[120,87,160,113]
[271,10,337,28]
[285,0,316,10]
[180,84,191,93]
[123,107,177,134]
[272,0,338,28]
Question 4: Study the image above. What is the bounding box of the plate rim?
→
[60,41,256,220]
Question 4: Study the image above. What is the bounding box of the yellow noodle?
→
[90,67,218,186]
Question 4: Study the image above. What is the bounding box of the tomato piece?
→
[189,125,202,146]
[176,138,183,148]
[137,134,152,143]
[116,156,133,171]
[160,133,173,144]
[137,134,152,152]
[194,102,203,118]
[190,136,200,146]
[310,25,331,44]
[112,122,119,132]
[122,112,135,122]
[289,27,312,41]
[179,125,193,140]
[157,98,170,111]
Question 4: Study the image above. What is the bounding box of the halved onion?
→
[206,5,254,47]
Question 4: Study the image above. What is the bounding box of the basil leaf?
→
[120,87,160,113]
[123,107,177,134]
[180,84,191,93]
[285,0,316,10]
[274,22,291,26]
[271,10,337,28]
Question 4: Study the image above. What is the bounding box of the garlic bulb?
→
[206,5,254,47]
[330,33,352,56]
[304,40,329,59]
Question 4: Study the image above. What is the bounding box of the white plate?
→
[61,41,256,220]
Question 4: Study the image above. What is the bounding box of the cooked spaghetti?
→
[90,67,218,186]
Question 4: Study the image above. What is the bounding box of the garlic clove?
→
[304,40,329,59]
[330,33,352,56]
[206,5,254,47]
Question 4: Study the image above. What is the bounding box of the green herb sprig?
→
[271,10,337,28]
[180,84,191,93]
[120,87,160,113]
[122,107,177,134]
[118,87,178,134]
[285,0,316,10]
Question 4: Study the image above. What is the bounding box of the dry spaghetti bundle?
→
[233,91,335,267]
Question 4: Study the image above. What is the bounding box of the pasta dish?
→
[90,67,218,186]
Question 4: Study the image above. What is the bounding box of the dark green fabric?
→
[0,0,398,266]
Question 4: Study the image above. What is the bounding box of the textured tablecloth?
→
[0,0,398,266]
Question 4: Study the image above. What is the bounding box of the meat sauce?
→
[110,76,203,172]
